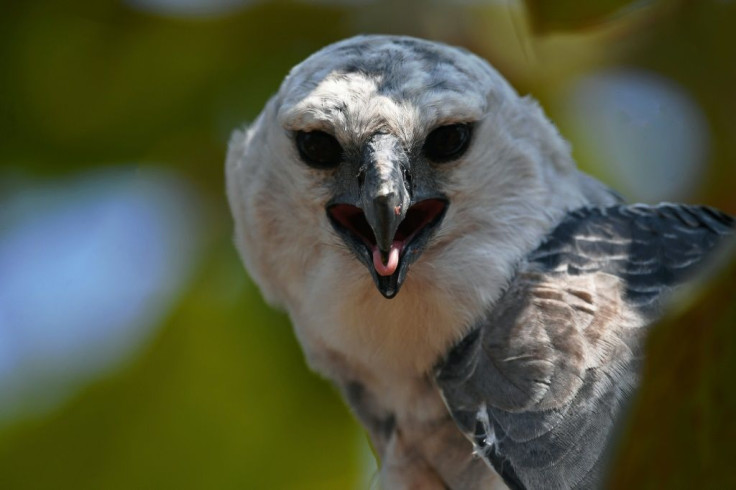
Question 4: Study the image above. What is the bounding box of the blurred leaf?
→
[525,0,652,33]
[0,243,365,490]
[0,0,348,175]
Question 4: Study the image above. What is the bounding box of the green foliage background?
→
[0,1,734,488]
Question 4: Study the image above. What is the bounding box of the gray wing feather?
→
[436,204,734,490]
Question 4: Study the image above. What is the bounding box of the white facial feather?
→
[226,35,617,381]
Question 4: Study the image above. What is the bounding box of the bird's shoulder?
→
[435,203,734,490]
[527,203,734,311]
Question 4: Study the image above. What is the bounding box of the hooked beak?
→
[327,133,448,298]
[360,140,410,277]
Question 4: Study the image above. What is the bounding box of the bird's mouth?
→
[327,198,448,298]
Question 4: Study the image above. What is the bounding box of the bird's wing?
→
[435,204,734,490]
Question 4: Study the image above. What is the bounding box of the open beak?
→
[326,133,448,298]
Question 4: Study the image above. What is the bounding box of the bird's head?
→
[227,35,599,318]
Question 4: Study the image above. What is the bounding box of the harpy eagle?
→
[225,35,734,489]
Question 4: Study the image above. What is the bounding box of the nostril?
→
[357,166,366,188]
[401,166,412,193]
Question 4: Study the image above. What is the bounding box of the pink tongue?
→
[372,243,400,276]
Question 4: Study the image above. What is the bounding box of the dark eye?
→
[295,131,343,169]
[423,124,472,163]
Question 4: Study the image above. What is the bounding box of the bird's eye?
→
[423,124,472,163]
[295,131,343,169]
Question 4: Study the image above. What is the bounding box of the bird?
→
[225,35,735,489]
